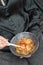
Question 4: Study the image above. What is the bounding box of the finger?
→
[0,40,2,44]
[0,36,8,42]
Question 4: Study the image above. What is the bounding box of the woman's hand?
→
[0,36,8,49]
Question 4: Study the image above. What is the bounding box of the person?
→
[0,0,43,65]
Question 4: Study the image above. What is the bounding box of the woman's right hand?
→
[0,36,8,49]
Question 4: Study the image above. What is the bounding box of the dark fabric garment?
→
[28,34,43,65]
[0,0,43,65]
[34,0,43,11]
[0,51,29,65]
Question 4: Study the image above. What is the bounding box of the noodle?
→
[16,38,35,55]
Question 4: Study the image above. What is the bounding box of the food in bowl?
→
[16,38,35,55]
